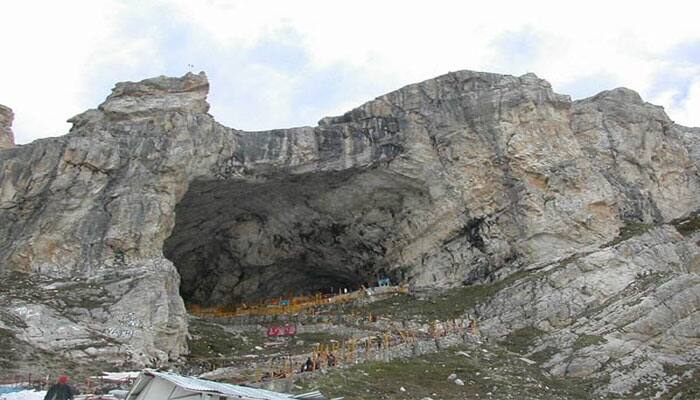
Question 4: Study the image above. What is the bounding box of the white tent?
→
[125,370,328,400]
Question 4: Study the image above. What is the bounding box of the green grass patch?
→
[602,222,652,247]
[349,270,531,323]
[502,326,546,354]
[529,346,558,364]
[661,365,700,399]
[626,365,698,400]
[572,334,606,351]
[295,343,609,399]
[283,331,348,354]
[672,211,700,237]
[187,319,263,361]
[186,318,348,366]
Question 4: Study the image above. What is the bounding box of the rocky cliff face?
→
[572,88,699,223]
[475,221,700,396]
[0,70,698,389]
[0,105,14,149]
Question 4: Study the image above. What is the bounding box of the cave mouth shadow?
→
[163,168,422,308]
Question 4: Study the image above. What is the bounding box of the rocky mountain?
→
[0,105,14,149]
[0,70,698,395]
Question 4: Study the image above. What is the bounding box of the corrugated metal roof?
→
[289,390,324,400]
[134,370,324,400]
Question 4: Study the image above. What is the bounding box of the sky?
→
[1,0,700,144]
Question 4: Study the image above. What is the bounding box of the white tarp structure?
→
[125,370,326,400]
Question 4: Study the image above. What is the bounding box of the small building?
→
[125,370,332,400]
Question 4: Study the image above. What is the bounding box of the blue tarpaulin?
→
[0,386,27,395]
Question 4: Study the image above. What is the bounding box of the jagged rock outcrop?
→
[676,124,700,170]
[0,69,698,387]
[474,222,700,396]
[0,105,14,149]
[572,89,699,222]
[165,71,623,306]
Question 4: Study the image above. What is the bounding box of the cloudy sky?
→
[2,0,699,144]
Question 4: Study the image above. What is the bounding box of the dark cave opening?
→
[164,168,427,307]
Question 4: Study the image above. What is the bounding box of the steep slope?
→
[572,88,699,222]
[0,70,698,378]
[474,222,700,396]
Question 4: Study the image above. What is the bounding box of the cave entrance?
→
[164,169,423,308]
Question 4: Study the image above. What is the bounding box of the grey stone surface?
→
[676,124,700,170]
[166,71,624,306]
[474,225,700,396]
[0,69,698,382]
[572,89,699,222]
[0,105,14,149]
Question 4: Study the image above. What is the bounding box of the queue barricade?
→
[188,286,408,319]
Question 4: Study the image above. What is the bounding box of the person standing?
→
[44,375,75,400]
[301,357,314,373]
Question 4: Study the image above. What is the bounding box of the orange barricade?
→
[188,286,408,318]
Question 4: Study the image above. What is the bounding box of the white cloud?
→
[659,78,700,127]
[1,0,700,143]
[0,0,157,142]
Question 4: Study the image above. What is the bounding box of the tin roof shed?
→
[125,370,331,400]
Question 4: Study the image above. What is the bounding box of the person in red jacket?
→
[44,375,75,400]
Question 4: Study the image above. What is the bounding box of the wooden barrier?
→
[242,317,477,386]
[188,286,409,318]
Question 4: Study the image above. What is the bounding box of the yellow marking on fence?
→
[188,286,409,318]
[237,318,475,385]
